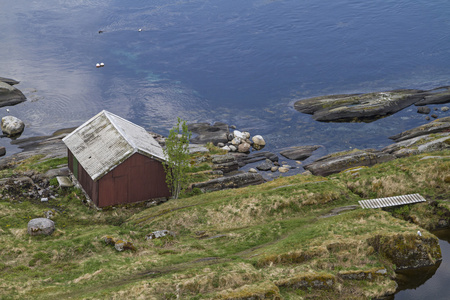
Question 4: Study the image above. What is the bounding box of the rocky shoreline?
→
[294,86,450,122]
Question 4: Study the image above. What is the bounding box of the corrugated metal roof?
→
[358,193,426,209]
[62,110,165,181]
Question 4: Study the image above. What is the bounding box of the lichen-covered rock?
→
[1,115,25,137]
[367,233,442,270]
[304,149,395,177]
[212,154,239,174]
[27,218,55,236]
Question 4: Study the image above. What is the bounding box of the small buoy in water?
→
[6,108,10,114]
[98,30,104,34]
[138,28,142,32]
[417,230,422,237]
[100,62,105,67]
[96,63,101,68]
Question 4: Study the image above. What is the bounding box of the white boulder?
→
[1,116,25,136]
[27,218,55,236]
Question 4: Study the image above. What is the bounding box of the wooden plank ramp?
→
[358,193,426,209]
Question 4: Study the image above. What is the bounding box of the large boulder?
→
[304,149,395,177]
[252,135,266,150]
[27,218,55,236]
[1,116,25,137]
[192,172,265,193]
[279,145,322,160]
[0,81,26,107]
[294,87,450,122]
[188,122,229,145]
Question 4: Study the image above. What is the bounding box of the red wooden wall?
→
[68,150,170,207]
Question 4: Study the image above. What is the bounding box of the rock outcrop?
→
[303,149,395,177]
[294,87,450,122]
[367,233,442,270]
[279,145,321,160]
[0,80,26,107]
[192,172,265,193]
[389,117,450,142]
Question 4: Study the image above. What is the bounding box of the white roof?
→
[62,110,165,181]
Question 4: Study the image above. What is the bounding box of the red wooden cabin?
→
[62,110,170,207]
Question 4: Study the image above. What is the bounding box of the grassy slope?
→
[0,150,449,299]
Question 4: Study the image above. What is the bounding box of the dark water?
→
[394,230,450,299]
[1,0,450,158]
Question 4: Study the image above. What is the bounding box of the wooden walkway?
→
[358,193,426,209]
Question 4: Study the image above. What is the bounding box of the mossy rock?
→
[367,233,442,269]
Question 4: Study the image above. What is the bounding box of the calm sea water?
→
[1,1,450,294]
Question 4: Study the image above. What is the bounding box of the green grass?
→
[0,150,449,299]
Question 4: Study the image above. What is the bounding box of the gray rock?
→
[251,135,266,150]
[304,149,395,177]
[415,86,450,105]
[229,145,237,152]
[238,142,251,153]
[0,81,26,107]
[0,146,5,157]
[431,114,438,119]
[417,106,431,114]
[221,145,231,151]
[0,77,20,85]
[278,167,289,173]
[27,218,55,236]
[212,154,235,164]
[188,122,229,145]
[280,145,321,160]
[192,172,265,192]
[256,159,273,171]
[145,230,176,240]
[211,154,239,173]
[1,116,25,137]
[188,144,209,154]
[44,167,70,179]
[442,106,449,112]
[389,117,450,142]
[271,166,278,172]
[294,87,450,122]
[114,241,125,252]
[248,168,258,173]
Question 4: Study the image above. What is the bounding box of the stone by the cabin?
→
[27,218,55,236]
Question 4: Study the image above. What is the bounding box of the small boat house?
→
[62,110,170,207]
